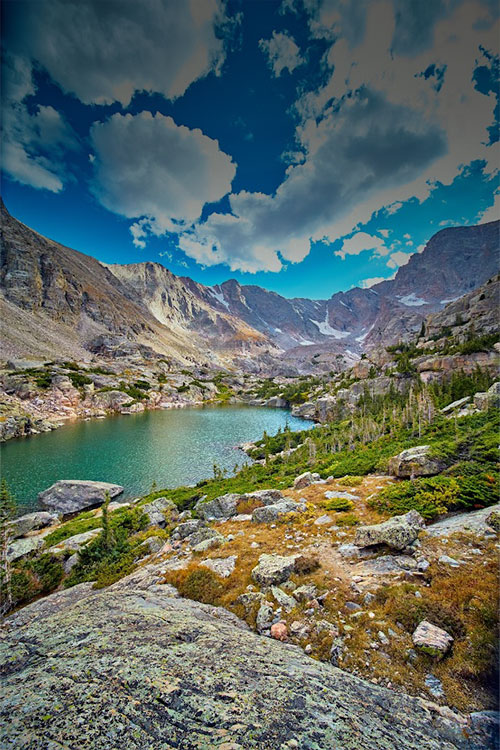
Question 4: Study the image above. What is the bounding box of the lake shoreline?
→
[3,404,312,514]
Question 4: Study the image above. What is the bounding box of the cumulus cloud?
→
[478,191,500,223]
[173,0,498,273]
[13,0,233,106]
[386,250,413,269]
[360,275,390,288]
[259,31,304,76]
[336,232,390,259]
[89,112,236,243]
[1,53,77,191]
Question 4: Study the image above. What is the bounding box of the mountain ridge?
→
[1,197,498,370]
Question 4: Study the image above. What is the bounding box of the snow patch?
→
[208,286,230,310]
[345,350,361,360]
[440,296,460,305]
[339,300,350,309]
[397,293,427,307]
[355,325,374,343]
[311,312,350,339]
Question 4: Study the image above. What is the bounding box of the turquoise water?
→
[1,405,312,512]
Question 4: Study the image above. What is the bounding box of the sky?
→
[1,0,498,300]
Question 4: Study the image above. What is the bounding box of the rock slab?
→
[0,575,493,749]
[38,480,124,517]
[355,510,425,550]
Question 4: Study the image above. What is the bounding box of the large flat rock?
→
[0,569,494,749]
[38,480,124,517]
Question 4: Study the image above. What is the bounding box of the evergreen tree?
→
[0,480,15,616]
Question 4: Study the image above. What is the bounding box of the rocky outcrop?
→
[388,446,445,478]
[355,510,425,550]
[38,480,124,517]
[6,535,45,562]
[194,492,244,520]
[293,471,320,490]
[46,528,102,556]
[251,499,305,523]
[425,503,500,537]
[0,572,495,749]
[7,511,58,539]
[141,496,179,527]
[251,553,297,586]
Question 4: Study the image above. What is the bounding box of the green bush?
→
[370,476,459,519]
[323,497,354,512]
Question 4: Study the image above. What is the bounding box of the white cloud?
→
[15,0,234,106]
[379,228,390,237]
[89,112,236,244]
[259,31,304,76]
[386,250,413,269]
[174,0,498,274]
[477,191,500,224]
[1,54,77,192]
[336,232,389,259]
[360,275,390,288]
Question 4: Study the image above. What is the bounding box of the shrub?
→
[68,372,93,388]
[169,566,224,605]
[337,476,363,486]
[335,512,360,527]
[370,477,458,519]
[323,497,354,512]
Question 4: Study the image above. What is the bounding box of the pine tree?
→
[101,491,113,550]
[0,480,15,616]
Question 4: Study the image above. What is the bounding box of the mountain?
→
[1,197,498,369]
[0,200,273,366]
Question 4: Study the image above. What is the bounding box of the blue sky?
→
[1,0,498,299]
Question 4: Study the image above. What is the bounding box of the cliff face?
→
[1,565,494,749]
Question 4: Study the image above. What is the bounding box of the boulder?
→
[293,584,317,603]
[270,622,288,641]
[200,556,237,578]
[38,480,124,517]
[0,572,493,749]
[142,497,178,528]
[291,402,316,420]
[251,554,297,586]
[246,489,284,505]
[171,519,205,540]
[388,446,445,478]
[363,555,418,575]
[441,396,471,414]
[355,510,425,551]
[188,527,223,548]
[8,511,59,539]
[314,514,334,525]
[256,601,274,633]
[192,535,224,553]
[47,528,102,556]
[293,471,320,490]
[486,509,500,532]
[271,586,297,612]
[324,490,359,501]
[141,536,165,555]
[194,493,244,520]
[412,620,453,659]
[7,536,45,562]
[251,500,303,523]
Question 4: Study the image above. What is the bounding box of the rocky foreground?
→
[1,563,497,750]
